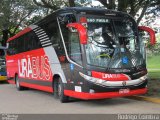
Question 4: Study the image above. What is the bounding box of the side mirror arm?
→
[138,26,156,45]
[66,23,88,44]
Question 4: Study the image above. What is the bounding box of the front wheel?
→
[54,78,69,103]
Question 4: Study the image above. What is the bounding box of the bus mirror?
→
[66,23,88,44]
[138,26,156,45]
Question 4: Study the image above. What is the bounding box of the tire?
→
[15,75,25,91]
[54,77,69,103]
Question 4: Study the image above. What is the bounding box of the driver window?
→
[69,32,82,65]
[58,13,82,65]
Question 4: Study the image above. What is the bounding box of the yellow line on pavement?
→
[126,96,160,104]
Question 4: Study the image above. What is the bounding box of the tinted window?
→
[28,31,41,50]
[69,32,82,65]
[7,31,41,55]
[59,14,82,65]
[39,19,58,45]
[39,18,66,56]
[59,14,77,52]
[7,39,18,55]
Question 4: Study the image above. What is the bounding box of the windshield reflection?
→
[85,17,145,69]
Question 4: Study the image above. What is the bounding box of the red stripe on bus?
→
[20,82,53,93]
[7,27,32,42]
[64,88,147,100]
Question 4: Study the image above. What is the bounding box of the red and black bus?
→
[5,7,156,102]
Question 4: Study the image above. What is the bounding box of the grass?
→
[147,55,160,69]
[146,55,160,98]
[148,70,160,79]
[147,54,160,79]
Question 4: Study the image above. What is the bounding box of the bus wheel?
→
[15,75,25,91]
[54,78,69,103]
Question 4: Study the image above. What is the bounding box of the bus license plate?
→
[119,89,130,94]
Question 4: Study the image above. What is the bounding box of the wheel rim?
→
[16,76,20,88]
[58,82,62,97]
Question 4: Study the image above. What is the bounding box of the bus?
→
[0,50,7,82]
[4,7,156,102]
[0,59,7,81]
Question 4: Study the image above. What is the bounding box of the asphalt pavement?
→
[0,83,160,114]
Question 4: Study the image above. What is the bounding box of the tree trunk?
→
[137,5,148,25]
[108,0,116,9]
[68,0,75,7]
[118,0,128,12]
[2,29,9,46]
[137,0,150,25]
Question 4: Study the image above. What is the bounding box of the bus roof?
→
[35,7,132,25]
[7,7,133,42]
[58,7,126,15]
[7,27,31,42]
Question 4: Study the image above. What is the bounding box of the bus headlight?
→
[139,75,147,81]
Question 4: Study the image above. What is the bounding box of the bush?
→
[147,43,160,56]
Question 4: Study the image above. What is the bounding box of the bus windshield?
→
[85,16,146,69]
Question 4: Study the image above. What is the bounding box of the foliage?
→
[33,0,160,25]
[147,55,160,69]
[156,33,160,43]
[32,0,93,14]
[0,0,159,46]
[98,0,160,25]
[0,0,43,46]
[147,43,160,56]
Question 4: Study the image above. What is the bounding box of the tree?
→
[0,0,41,46]
[32,0,72,12]
[33,0,160,25]
[32,0,92,13]
[98,0,160,25]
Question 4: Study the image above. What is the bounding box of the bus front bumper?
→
[64,88,147,100]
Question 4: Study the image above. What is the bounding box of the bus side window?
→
[24,33,32,51]
[58,14,83,64]
[7,40,17,55]
[17,36,25,53]
[7,42,12,55]
[30,31,41,50]
[69,32,82,65]
[0,49,5,56]
[39,19,61,50]
[59,14,76,25]
[39,19,65,55]
[26,31,42,51]
[48,22,59,47]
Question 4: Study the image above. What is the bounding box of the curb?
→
[126,96,160,104]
